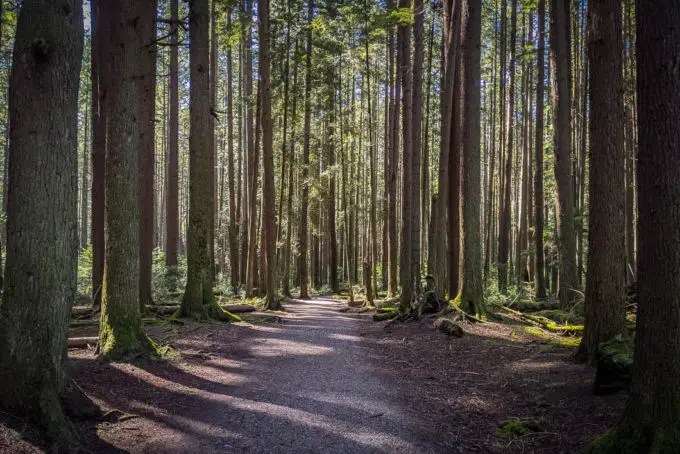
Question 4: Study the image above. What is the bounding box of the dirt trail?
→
[73,298,445,453]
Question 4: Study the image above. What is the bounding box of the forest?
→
[0,0,678,452]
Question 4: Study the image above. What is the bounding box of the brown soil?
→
[0,298,625,453]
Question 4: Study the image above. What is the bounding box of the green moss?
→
[496,418,543,439]
[522,326,581,348]
[586,426,680,454]
[98,312,159,361]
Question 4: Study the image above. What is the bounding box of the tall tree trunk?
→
[298,0,313,299]
[448,30,462,297]
[534,0,547,298]
[181,0,228,320]
[283,42,299,297]
[577,0,626,361]
[0,0,98,444]
[623,0,636,284]
[586,1,680,451]
[432,0,461,297]
[497,0,517,293]
[80,101,89,249]
[259,0,278,310]
[166,0,180,268]
[91,0,106,309]
[328,90,339,294]
[484,1,498,280]
[460,0,484,315]
[549,0,577,307]
[387,0,399,296]
[208,0,217,279]
[365,28,378,301]
[422,5,435,271]
[411,0,423,295]
[99,0,156,358]
[241,0,255,294]
[398,0,413,310]
[139,0,158,309]
[226,9,239,292]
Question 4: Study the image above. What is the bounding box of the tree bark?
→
[226,9,239,292]
[166,0,180,268]
[586,1,680,451]
[533,0,547,298]
[411,0,424,296]
[459,0,484,316]
[497,0,517,294]
[259,0,278,310]
[398,0,413,310]
[549,0,578,308]
[98,0,156,358]
[80,101,89,250]
[0,0,98,444]
[577,0,626,361]
[298,0,313,299]
[138,0,158,308]
[181,0,226,320]
[91,0,106,309]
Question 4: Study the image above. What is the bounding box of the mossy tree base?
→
[587,425,680,454]
[98,313,159,361]
[178,298,241,322]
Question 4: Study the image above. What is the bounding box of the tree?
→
[586,1,680,451]
[166,0,180,267]
[577,0,626,361]
[398,0,413,311]
[98,0,157,359]
[411,0,423,296]
[459,0,484,315]
[533,0,547,298]
[549,0,577,308]
[181,0,233,320]
[91,0,106,309]
[226,8,239,292]
[139,0,158,308]
[298,0,313,299]
[259,0,279,310]
[0,0,99,444]
[497,0,517,293]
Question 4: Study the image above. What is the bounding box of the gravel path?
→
[78,298,444,453]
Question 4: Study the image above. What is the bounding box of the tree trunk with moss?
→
[586,2,680,452]
[98,0,157,359]
[181,0,225,319]
[577,0,626,361]
[0,0,100,446]
[459,0,484,316]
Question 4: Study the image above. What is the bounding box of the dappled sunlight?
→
[248,337,335,357]
[327,333,364,342]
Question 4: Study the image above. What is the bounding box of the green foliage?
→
[77,245,93,296]
[152,248,187,302]
[496,418,544,439]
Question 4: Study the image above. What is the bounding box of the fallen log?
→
[68,337,98,348]
[221,303,256,313]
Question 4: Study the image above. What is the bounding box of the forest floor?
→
[0,297,625,453]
